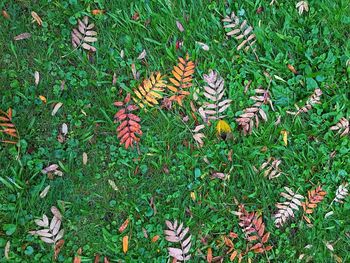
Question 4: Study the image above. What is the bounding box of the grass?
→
[0,0,350,262]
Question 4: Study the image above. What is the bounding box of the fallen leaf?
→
[176,20,184,32]
[34,71,40,86]
[132,12,139,20]
[151,235,160,242]
[52,102,63,116]
[119,218,129,233]
[287,64,298,74]
[4,241,10,259]
[137,49,147,60]
[142,228,148,238]
[256,6,264,14]
[14,32,31,41]
[91,9,106,15]
[61,123,68,136]
[51,206,62,220]
[31,11,42,26]
[73,247,82,263]
[40,185,50,198]
[2,10,10,19]
[229,232,238,239]
[211,172,226,180]
[94,254,100,263]
[281,130,288,146]
[82,152,88,165]
[39,95,47,104]
[190,191,196,201]
[54,239,65,260]
[207,247,212,263]
[104,257,110,263]
[325,242,334,251]
[122,236,128,254]
[108,180,118,191]
[195,41,209,51]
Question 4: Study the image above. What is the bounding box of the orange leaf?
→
[224,236,234,248]
[207,247,212,262]
[91,9,106,15]
[122,235,128,254]
[151,235,160,243]
[54,239,65,260]
[39,95,47,104]
[262,232,270,243]
[73,248,82,263]
[287,64,298,74]
[229,232,238,239]
[303,215,311,224]
[230,250,238,261]
[2,10,10,19]
[94,254,100,263]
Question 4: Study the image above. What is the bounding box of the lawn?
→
[0,0,349,262]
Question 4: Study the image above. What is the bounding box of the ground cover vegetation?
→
[0,0,350,262]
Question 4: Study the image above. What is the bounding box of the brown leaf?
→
[287,64,298,74]
[14,32,31,41]
[207,247,212,262]
[132,12,139,20]
[119,218,129,233]
[94,254,100,263]
[31,11,43,26]
[122,235,128,254]
[2,10,10,19]
[256,7,264,14]
[54,239,65,260]
[103,256,110,263]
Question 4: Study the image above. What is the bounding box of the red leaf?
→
[119,218,129,233]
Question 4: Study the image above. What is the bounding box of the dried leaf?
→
[54,239,65,260]
[281,130,288,146]
[52,102,63,116]
[39,95,47,104]
[176,20,184,32]
[2,10,10,19]
[287,64,298,74]
[122,236,128,254]
[108,180,118,191]
[31,11,43,26]
[82,152,88,165]
[61,123,68,136]
[4,241,10,259]
[91,9,106,15]
[51,206,62,220]
[152,235,160,242]
[34,71,40,86]
[196,41,209,51]
[207,247,212,263]
[137,49,147,60]
[119,218,129,233]
[40,185,50,198]
[14,32,31,41]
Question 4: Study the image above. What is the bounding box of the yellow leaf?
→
[216,120,231,139]
[190,192,196,201]
[39,95,47,104]
[280,130,288,146]
[122,236,128,254]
